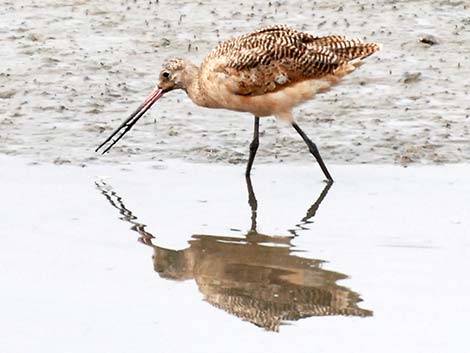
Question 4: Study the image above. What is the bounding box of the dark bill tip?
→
[95,86,164,154]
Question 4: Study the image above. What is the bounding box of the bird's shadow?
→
[95,177,372,332]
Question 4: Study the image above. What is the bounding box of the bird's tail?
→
[313,35,382,62]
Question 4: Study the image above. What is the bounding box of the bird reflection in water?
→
[96,178,372,332]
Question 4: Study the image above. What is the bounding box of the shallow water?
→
[1,156,469,352]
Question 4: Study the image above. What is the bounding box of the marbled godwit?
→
[96,25,381,181]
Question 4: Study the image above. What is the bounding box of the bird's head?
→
[158,58,187,92]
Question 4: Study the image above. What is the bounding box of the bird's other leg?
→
[292,122,333,182]
[245,116,260,177]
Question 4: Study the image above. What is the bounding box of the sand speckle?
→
[0,0,469,166]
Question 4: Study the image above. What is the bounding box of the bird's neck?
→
[181,63,209,108]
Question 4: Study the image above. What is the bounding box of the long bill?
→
[95,86,164,154]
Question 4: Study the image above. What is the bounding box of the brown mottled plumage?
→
[96,25,381,181]
[159,24,381,117]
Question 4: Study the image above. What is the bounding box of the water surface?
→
[1,157,469,352]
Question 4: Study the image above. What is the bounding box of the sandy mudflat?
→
[1,155,469,353]
[0,0,469,166]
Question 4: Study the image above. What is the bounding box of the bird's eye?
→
[162,71,170,79]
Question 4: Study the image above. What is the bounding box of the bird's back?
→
[197,25,380,117]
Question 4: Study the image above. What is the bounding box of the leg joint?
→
[249,138,259,151]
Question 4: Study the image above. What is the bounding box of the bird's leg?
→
[245,175,258,232]
[245,116,260,177]
[292,123,333,182]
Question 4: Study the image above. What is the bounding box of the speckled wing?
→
[204,25,343,96]
[204,25,380,97]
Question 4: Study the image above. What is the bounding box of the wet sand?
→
[1,155,469,352]
[1,1,469,166]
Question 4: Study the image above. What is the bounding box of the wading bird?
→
[96,25,381,181]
